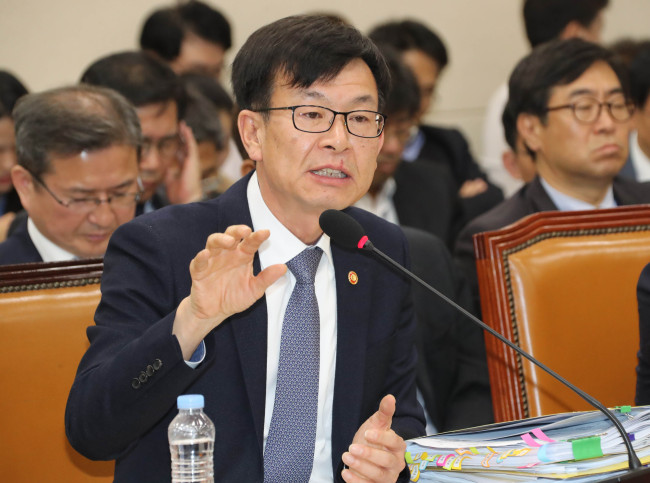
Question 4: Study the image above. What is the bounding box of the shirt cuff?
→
[184,340,206,369]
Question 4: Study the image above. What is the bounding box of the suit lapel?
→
[528,176,559,212]
[216,174,268,451]
[330,243,373,468]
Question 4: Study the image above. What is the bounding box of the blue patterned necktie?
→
[264,246,323,482]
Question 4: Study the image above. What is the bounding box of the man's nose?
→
[87,199,118,226]
[322,113,351,151]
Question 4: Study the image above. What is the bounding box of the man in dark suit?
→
[402,226,493,432]
[620,41,650,182]
[354,47,463,248]
[0,85,141,265]
[65,16,425,483]
[354,48,493,433]
[81,51,203,214]
[455,39,650,308]
[368,20,503,223]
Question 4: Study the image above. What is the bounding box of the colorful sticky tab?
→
[572,436,603,461]
[521,433,542,447]
[532,428,556,443]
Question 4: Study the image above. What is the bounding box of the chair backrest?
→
[473,205,650,423]
[0,259,113,481]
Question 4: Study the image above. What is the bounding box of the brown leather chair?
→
[0,259,113,481]
[473,205,650,423]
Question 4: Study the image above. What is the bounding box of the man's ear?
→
[238,110,264,163]
[10,165,35,211]
[559,20,585,40]
[517,113,543,155]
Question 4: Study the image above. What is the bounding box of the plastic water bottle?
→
[168,394,215,483]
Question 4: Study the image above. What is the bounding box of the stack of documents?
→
[406,406,650,482]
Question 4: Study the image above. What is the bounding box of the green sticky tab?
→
[620,405,632,414]
[572,436,603,461]
[405,452,415,464]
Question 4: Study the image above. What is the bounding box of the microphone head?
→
[319,209,369,250]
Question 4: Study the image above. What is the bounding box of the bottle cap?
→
[177,394,205,409]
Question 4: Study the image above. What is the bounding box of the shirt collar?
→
[401,128,426,162]
[27,217,78,262]
[630,130,650,180]
[539,176,617,211]
[246,171,332,270]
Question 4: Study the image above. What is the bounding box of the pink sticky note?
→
[532,428,556,443]
[521,433,542,447]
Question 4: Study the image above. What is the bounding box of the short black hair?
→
[183,86,226,150]
[628,41,650,108]
[0,70,28,117]
[505,38,627,156]
[380,46,420,118]
[140,1,232,61]
[14,85,142,178]
[80,51,185,118]
[523,0,609,48]
[231,15,390,112]
[368,20,448,71]
[180,73,234,112]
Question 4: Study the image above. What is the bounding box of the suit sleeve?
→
[65,218,211,460]
[636,263,650,405]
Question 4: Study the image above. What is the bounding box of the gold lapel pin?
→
[348,271,358,285]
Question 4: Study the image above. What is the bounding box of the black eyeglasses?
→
[254,105,386,138]
[29,170,143,214]
[545,98,634,124]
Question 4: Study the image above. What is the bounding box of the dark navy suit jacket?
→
[0,214,42,265]
[65,173,425,482]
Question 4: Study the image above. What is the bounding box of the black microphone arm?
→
[319,209,643,471]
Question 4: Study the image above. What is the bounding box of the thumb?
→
[368,394,396,431]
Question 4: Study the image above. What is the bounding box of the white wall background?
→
[1,0,649,157]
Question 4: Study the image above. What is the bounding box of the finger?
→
[238,229,270,255]
[363,428,406,454]
[342,449,400,483]
[366,394,396,432]
[205,232,240,252]
[189,248,211,276]
[224,224,253,241]
[346,443,399,470]
[206,225,253,251]
[179,121,198,157]
[252,263,287,296]
[341,467,372,483]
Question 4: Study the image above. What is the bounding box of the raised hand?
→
[165,121,203,205]
[341,395,407,483]
[173,225,286,358]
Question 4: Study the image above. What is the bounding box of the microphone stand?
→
[362,239,644,472]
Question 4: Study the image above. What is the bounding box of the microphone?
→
[319,208,643,471]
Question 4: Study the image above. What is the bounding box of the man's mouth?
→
[311,168,348,178]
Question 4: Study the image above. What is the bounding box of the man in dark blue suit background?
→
[66,15,425,483]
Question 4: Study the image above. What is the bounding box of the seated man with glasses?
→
[66,15,424,483]
[455,38,650,311]
[81,51,203,214]
[0,84,142,265]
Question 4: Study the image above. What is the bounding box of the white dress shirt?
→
[540,177,617,211]
[630,130,650,182]
[353,177,400,225]
[248,172,338,482]
[27,217,77,262]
